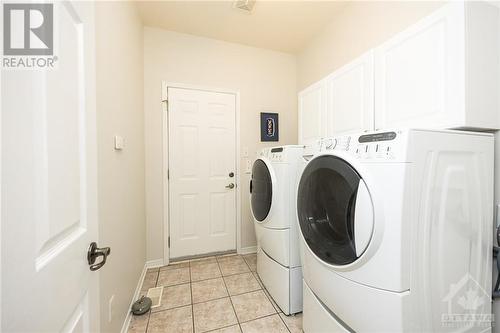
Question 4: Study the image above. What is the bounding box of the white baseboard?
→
[120,259,165,333]
[120,262,148,333]
[238,245,257,255]
[146,258,164,268]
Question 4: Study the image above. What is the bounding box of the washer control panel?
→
[320,130,406,161]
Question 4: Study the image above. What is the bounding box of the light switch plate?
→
[114,136,124,150]
[245,159,252,174]
[242,147,249,157]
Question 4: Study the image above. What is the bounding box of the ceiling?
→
[135,1,349,53]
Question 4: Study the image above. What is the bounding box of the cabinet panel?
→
[298,80,326,144]
[374,3,465,129]
[326,51,374,136]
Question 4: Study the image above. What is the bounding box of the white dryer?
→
[297,129,494,332]
[250,145,304,315]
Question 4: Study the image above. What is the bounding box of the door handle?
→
[225,183,235,189]
[87,242,111,271]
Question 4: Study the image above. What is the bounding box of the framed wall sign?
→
[260,112,279,142]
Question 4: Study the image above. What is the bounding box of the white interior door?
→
[2,2,100,332]
[168,87,237,259]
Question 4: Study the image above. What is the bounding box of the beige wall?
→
[95,2,145,332]
[144,27,297,261]
[297,1,444,91]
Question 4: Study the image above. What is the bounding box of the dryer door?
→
[297,155,374,266]
[250,159,273,222]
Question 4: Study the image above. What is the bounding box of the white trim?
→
[239,246,257,255]
[120,263,148,333]
[161,94,169,267]
[161,81,242,262]
[146,259,164,269]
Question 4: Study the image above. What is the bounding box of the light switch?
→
[114,136,124,150]
[242,147,249,158]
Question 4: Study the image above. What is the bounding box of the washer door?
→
[250,159,273,222]
[297,155,374,266]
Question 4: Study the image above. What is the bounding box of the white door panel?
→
[2,1,99,332]
[168,88,236,258]
[374,3,464,129]
[298,81,326,145]
[326,51,374,136]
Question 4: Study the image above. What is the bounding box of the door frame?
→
[161,81,241,265]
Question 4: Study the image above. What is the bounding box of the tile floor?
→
[128,253,303,333]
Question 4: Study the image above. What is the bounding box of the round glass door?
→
[297,155,373,266]
[250,159,272,222]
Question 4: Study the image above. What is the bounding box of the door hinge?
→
[167,169,170,180]
[162,100,168,111]
[168,237,170,248]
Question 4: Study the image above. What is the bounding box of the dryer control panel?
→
[320,130,408,161]
[260,145,305,163]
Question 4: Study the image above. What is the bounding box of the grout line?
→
[238,312,281,325]
[226,286,262,298]
[189,263,195,332]
[156,280,191,288]
[192,295,230,306]
[191,275,224,285]
[276,312,292,333]
[190,285,263,306]
[217,255,240,325]
[137,270,159,333]
[149,303,193,315]
[204,322,240,333]
[241,256,255,271]
[149,280,191,314]
[144,310,152,333]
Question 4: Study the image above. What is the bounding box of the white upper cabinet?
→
[325,50,374,136]
[298,1,500,142]
[298,80,327,145]
[374,1,500,130]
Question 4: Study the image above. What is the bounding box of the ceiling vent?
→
[233,0,256,13]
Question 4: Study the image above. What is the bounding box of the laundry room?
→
[2,1,500,332]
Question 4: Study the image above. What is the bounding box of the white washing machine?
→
[250,145,304,315]
[296,129,494,332]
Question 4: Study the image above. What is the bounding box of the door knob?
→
[87,242,111,271]
[225,183,235,189]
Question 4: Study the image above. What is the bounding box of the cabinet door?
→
[298,80,326,144]
[374,3,465,129]
[326,51,374,136]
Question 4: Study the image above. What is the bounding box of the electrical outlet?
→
[108,295,115,323]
